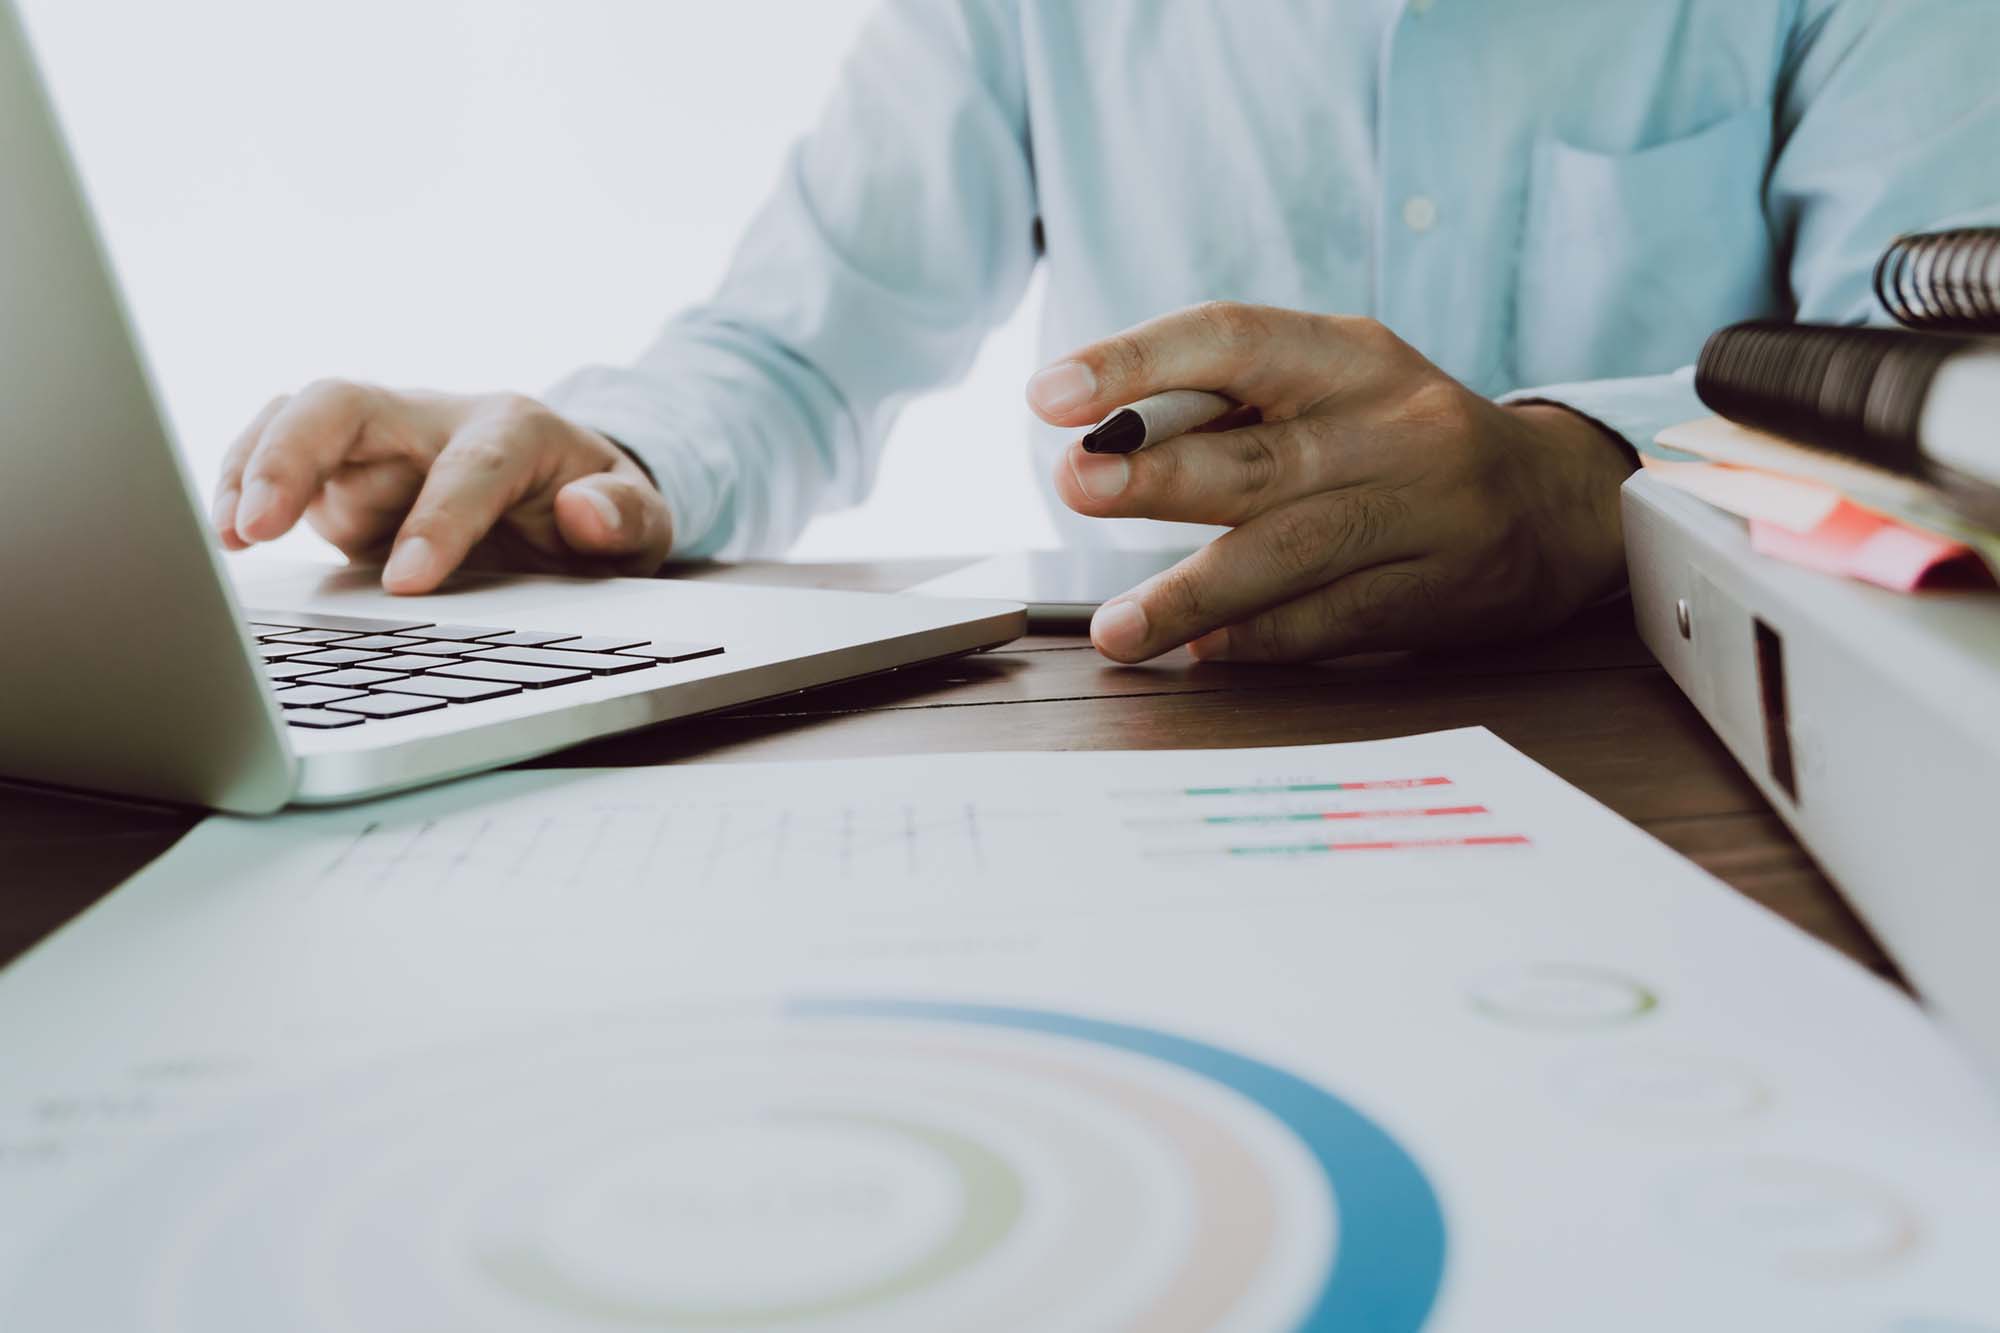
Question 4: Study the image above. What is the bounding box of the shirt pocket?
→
[1513,104,1779,390]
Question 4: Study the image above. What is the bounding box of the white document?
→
[1,727,1994,1331]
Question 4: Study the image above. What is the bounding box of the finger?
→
[1026,303,1397,427]
[1089,488,1429,663]
[1187,563,1450,664]
[211,395,290,549]
[1055,415,1387,526]
[552,471,674,573]
[304,459,426,557]
[233,381,382,543]
[380,419,540,594]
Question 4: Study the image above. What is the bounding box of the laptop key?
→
[264,661,336,682]
[291,648,390,666]
[618,641,726,664]
[560,634,651,652]
[304,668,409,688]
[275,684,367,707]
[477,630,581,648]
[430,660,591,688]
[460,646,656,675]
[407,624,514,642]
[245,609,434,634]
[372,676,523,702]
[364,653,468,672]
[283,708,366,729]
[258,644,318,662]
[325,692,448,718]
[337,634,426,651]
[261,629,358,645]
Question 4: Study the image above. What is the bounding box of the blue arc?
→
[788,996,1447,1332]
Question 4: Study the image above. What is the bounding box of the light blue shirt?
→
[546,0,2000,559]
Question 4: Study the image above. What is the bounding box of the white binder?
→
[1623,472,2000,1082]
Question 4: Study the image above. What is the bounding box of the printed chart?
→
[316,799,1063,893]
[1113,774,1530,859]
[305,768,1533,903]
[10,1000,1443,1333]
[7,732,1998,1329]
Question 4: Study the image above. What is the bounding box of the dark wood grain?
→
[0,560,1886,982]
[0,781,198,966]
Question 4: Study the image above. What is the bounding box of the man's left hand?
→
[1025,302,1637,663]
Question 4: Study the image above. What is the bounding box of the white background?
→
[19,0,1057,561]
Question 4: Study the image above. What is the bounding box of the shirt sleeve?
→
[543,0,1036,559]
[1504,0,2000,453]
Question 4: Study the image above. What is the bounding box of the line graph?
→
[312,797,1058,897]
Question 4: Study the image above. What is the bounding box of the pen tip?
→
[1082,411,1144,455]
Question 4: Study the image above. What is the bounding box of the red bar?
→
[1325,834,1531,852]
[1345,776,1452,790]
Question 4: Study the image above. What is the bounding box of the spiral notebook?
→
[1693,229,2000,527]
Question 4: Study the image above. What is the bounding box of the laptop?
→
[0,1,1024,814]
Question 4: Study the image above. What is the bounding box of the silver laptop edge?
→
[0,0,296,812]
[0,2,1024,814]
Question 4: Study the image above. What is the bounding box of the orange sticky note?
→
[1640,455,1843,532]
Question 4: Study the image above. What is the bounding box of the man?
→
[208,1,1999,664]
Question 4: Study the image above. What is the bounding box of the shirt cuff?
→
[541,365,726,560]
[1500,365,1703,460]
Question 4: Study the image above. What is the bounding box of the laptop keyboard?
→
[245,609,723,730]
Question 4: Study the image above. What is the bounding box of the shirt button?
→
[1402,195,1438,233]
[1409,0,1436,12]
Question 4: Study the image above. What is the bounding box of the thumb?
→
[553,472,674,573]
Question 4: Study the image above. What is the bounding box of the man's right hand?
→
[210,383,674,594]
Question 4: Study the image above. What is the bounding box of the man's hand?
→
[1025,303,1636,663]
[210,384,673,594]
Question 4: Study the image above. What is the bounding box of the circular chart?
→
[1466,964,1659,1029]
[1667,1157,1921,1278]
[18,998,1445,1332]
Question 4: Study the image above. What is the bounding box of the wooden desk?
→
[0,560,1893,979]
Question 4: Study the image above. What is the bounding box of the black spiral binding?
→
[1695,320,2000,528]
[1695,321,1965,472]
[1873,228,2000,333]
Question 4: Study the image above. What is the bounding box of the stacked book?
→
[1645,227,2000,591]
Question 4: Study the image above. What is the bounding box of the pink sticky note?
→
[1749,502,1975,592]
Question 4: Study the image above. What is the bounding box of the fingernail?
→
[383,536,438,589]
[211,488,239,535]
[1027,361,1096,415]
[576,485,621,534]
[236,480,279,533]
[1092,598,1149,659]
[1069,451,1130,501]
